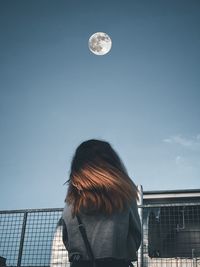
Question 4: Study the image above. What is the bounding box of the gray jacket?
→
[62,200,141,262]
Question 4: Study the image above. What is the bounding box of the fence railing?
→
[0,203,200,267]
[0,208,63,267]
[139,202,200,267]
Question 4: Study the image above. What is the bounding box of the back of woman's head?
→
[65,139,138,217]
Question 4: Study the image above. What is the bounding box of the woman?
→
[62,139,141,267]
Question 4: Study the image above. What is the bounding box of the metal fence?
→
[0,208,64,267]
[0,203,200,267]
[140,202,200,267]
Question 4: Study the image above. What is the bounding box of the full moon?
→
[88,32,112,56]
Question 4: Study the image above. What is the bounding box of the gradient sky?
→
[0,0,200,210]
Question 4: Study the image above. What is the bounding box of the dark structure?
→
[0,257,6,267]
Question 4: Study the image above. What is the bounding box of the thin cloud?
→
[175,155,182,165]
[163,134,200,150]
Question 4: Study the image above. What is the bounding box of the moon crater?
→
[88,32,112,56]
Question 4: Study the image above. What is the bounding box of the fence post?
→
[137,185,143,267]
[17,211,28,267]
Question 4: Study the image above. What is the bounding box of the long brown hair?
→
[65,139,138,217]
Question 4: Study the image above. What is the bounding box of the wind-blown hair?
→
[65,139,138,217]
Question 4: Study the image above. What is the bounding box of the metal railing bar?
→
[139,202,200,208]
[0,208,63,214]
[17,212,28,267]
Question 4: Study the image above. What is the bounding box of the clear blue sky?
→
[0,0,200,210]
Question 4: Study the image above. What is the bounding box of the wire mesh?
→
[0,203,200,267]
[0,209,69,267]
[141,203,200,267]
[0,212,24,266]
